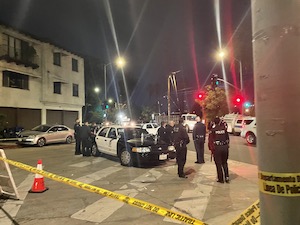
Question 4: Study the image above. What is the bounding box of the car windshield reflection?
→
[118,128,148,139]
[32,125,51,132]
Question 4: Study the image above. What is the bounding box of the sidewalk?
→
[0,139,19,149]
[190,152,259,225]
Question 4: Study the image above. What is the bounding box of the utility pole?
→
[167,71,180,122]
[252,1,300,224]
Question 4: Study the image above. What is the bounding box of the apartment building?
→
[0,24,85,129]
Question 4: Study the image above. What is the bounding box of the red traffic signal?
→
[195,92,206,101]
[233,95,244,105]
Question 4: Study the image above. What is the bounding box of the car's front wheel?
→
[246,132,256,145]
[91,143,101,156]
[119,149,133,166]
[66,136,73,144]
[37,138,46,147]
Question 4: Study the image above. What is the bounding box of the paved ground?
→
[0,141,259,225]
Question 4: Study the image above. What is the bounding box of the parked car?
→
[0,126,24,138]
[240,117,257,145]
[233,116,253,136]
[17,124,74,147]
[136,123,160,135]
[181,113,197,132]
[91,125,169,167]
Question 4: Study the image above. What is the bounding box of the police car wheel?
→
[246,133,256,145]
[120,149,133,167]
[91,144,100,156]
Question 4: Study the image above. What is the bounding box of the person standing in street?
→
[80,121,92,157]
[211,117,230,183]
[193,116,206,164]
[74,118,81,155]
[174,118,190,178]
[166,120,175,145]
[158,121,168,144]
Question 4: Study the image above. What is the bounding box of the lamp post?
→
[217,50,243,91]
[103,57,126,100]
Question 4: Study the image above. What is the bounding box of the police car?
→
[91,125,169,166]
[240,117,257,145]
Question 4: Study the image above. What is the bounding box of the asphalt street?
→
[0,135,258,225]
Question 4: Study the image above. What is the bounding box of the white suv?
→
[240,117,256,145]
[181,113,197,132]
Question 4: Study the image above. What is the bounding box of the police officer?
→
[74,118,81,155]
[174,118,190,178]
[211,117,230,183]
[193,116,206,164]
[158,121,168,144]
[80,121,92,157]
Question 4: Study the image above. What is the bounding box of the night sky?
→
[0,0,253,112]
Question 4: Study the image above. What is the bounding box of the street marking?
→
[0,157,207,225]
[76,165,122,183]
[71,189,138,222]
[69,158,105,167]
[71,169,162,223]
[0,174,33,225]
[164,164,215,224]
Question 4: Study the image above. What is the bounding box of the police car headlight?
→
[132,147,151,153]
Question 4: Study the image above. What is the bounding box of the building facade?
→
[0,24,85,129]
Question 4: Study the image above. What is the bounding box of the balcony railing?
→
[0,44,39,69]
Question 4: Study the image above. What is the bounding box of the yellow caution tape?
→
[258,170,300,196]
[229,200,260,225]
[0,157,207,225]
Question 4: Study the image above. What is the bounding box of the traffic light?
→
[244,101,251,108]
[211,74,219,89]
[195,92,206,101]
[102,100,109,110]
[233,95,244,105]
[198,93,204,100]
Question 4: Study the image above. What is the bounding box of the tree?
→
[140,106,155,122]
[196,85,229,123]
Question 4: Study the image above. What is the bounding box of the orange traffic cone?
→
[29,159,49,193]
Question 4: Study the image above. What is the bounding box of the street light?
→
[94,87,100,93]
[217,49,243,91]
[104,56,126,100]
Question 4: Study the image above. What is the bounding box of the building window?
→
[73,84,79,97]
[2,34,37,65]
[53,52,61,66]
[72,58,78,72]
[53,82,61,94]
[2,71,29,90]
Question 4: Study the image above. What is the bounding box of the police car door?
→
[107,127,118,156]
[95,127,110,154]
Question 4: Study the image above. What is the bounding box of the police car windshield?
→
[118,128,148,139]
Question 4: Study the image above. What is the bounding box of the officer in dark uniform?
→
[74,118,81,155]
[211,117,230,183]
[158,121,168,144]
[174,118,190,178]
[193,116,206,164]
[80,122,92,157]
